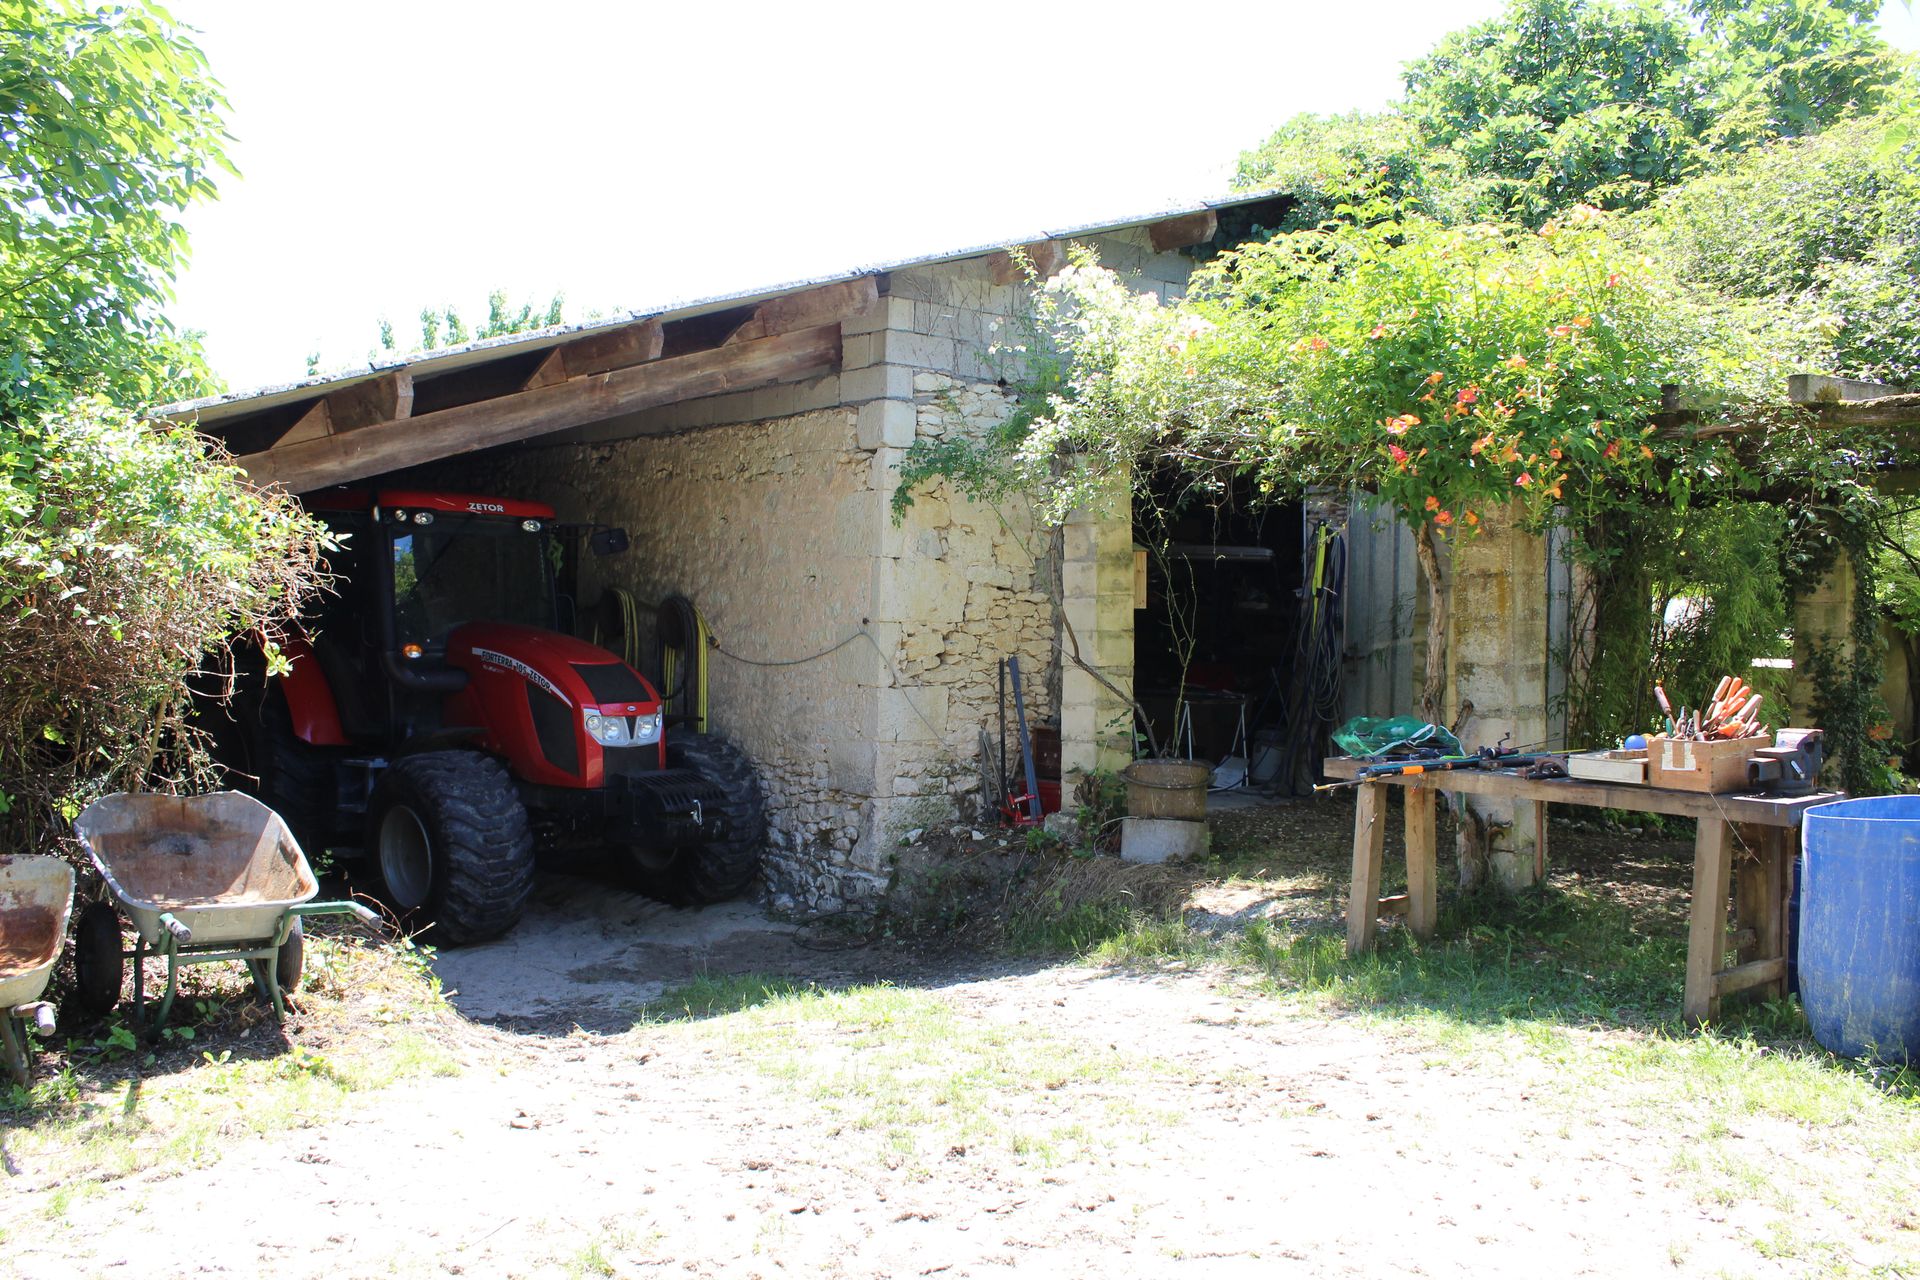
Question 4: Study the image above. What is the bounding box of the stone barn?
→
[170,193,1411,916]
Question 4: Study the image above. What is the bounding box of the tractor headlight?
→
[632,710,663,745]
[582,708,629,745]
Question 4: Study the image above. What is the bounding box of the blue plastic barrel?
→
[1800,796,1920,1062]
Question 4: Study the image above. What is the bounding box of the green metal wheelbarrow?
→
[0,856,74,1086]
[71,792,376,1033]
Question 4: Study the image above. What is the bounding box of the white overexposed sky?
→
[164,0,1920,392]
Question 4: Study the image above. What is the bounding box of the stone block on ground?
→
[1121,816,1209,864]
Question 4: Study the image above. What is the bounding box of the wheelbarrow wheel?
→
[369,750,534,946]
[71,902,124,1016]
[276,916,305,994]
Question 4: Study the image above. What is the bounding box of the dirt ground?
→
[4,800,1897,1278]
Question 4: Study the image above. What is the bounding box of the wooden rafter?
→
[325,370,413,433]
[522,319,665,390]
[239,324,843,494]
[1147,210,1218,253]
[987,240,1067,286]
[724,278,878,345]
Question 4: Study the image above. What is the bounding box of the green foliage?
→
[1401,0,1706,220]
[380,291,569,357]
[1203,203,1699,535]
[1648,95,1920,386]
[0,399,326,853]
[1237,0,1911,229]
[1567,504,1793,745]
[0,0,231,417]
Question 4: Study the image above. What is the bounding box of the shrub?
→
[0,398,326,854]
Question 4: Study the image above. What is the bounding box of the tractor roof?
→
[305,488,556,520]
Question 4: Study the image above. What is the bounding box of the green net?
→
[1330,716,1462,759]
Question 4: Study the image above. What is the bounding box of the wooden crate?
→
[1569,749,1647,785]
[1647,734,1767,793]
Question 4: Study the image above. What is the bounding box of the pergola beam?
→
[240,324,843,493]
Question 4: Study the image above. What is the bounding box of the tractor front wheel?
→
[368,751,534,946]
[627,732,766,905]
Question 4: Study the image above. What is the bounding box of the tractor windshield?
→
[392,516,556,645]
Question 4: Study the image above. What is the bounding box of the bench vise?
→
[1745,728,1826,796]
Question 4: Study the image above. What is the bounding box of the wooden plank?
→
[1148,210,1218,253]
[987,240,1067,285]
[1346,783,1388,956]
[1712,957,1787,999]
[324,370,413,433]
[240,325,843,493]
[1319,758,1840,827]
[1405,785,1437,939]
[724,279,878,345]
[1685,819,1735,1026]
[1815,392,1920,429]
[1534,800,1548,884]
[1735,825,1789,1005]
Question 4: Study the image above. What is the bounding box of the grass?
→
[1,930,457,1197]
[642,977,1190,1178]
[995,857,1920,1278]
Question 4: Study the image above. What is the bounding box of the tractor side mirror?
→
[589,527,630,557]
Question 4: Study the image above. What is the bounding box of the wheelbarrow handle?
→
[293,901,381,926]
[158,912,193,944]
[11,1002,56,1036]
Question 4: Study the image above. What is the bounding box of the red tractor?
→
[212,488,764,944]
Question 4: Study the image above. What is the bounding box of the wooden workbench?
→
[1322,758,1843,1025]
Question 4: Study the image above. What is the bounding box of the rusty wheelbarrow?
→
[71,792,376,1034]
[0,856,75,1086]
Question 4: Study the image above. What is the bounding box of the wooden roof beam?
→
[522,319,665,390]
[261,370,413,448]
[1147,209,1218,253]
[240,324,843,494]
[987,240,1067,286]
[724,277,878,346]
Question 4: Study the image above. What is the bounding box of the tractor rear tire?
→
[368,751,534,946]
[629,733,766,906]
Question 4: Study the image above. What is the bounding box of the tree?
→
[1237,0,1911,226]
[0,3,328,855]
[382,291,569,356]
[0,0,233,418]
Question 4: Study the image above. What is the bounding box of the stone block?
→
[877,686,949,742]
[842,295,916,337]
[876,330,956,373]
[872,556,969,624]
[827,739,878,793]
[840,364,916,403]
[832,490,882,559]
[841,333,876,370]
[856,398,917,450]
[1121,817,1209,864]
